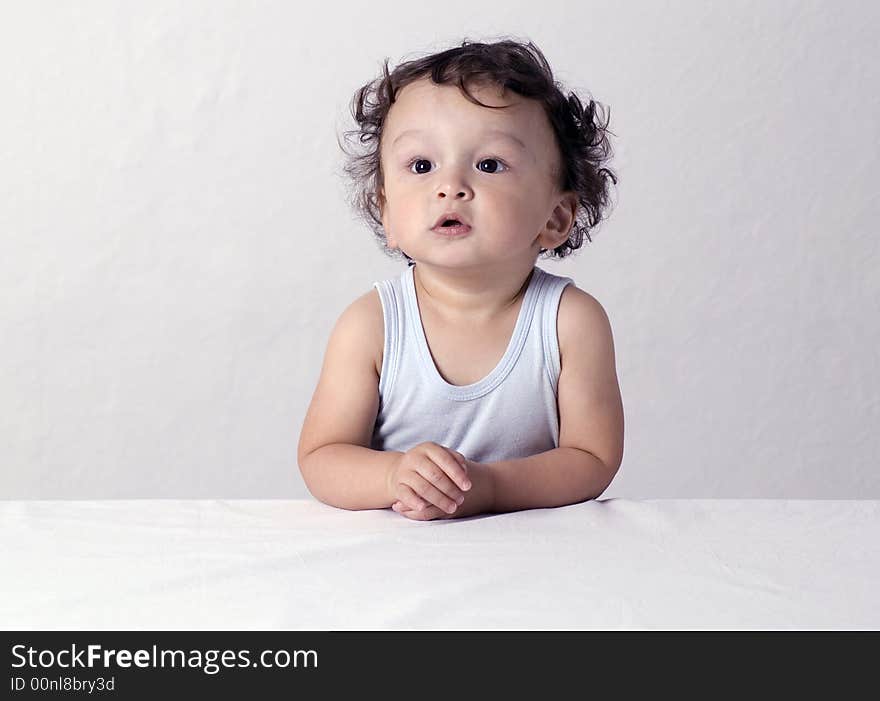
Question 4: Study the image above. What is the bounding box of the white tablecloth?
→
[1,499,877,630]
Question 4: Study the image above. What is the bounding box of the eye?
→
[407,158,432,174]
[405,156,509,175]
[477,158,507,174]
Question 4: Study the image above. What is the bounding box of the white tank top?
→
[370,263,574,464]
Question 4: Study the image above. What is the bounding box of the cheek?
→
[386,199,416,223]
[497,195,537,224]
[383,200,421,235]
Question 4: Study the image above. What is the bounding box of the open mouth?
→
[432,217,472,235]
[433,222,471,235]
[432,211,471,230]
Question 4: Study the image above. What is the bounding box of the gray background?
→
[2,1,878,499]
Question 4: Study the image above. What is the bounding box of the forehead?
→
[384,78,551,147]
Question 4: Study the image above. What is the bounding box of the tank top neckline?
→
[403,264,544,400]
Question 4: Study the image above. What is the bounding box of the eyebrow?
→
[390,128,528,151]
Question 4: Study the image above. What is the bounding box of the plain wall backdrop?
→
[1,1,878,500]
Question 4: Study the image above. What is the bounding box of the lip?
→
[431,223,472,236]
[432,211,471,229]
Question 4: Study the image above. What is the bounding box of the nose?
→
[435,170,473,200]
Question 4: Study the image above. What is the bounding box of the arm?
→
[486,447,615,513]
[300,444,403,511]
[298,290,397,511]
[396,447,611,520]
[488,287,624,514]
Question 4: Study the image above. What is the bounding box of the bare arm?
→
[298,289,475,515]
[513,287,625,507]
[297,289,397,511]
[300,443,403,511]
[486,447,615,513]
[392,448,609,520]
[464,288,624,516]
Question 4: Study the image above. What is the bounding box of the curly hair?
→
[337,38,618,263]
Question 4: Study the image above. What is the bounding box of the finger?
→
[418,462,466,507]
[402,504,445,521]
[452,452,473,491]
[395,483,428,512]
[427,446,470,492]
[393,501,427,517]
[408,472,460,515]
[424,447,471,495]
[406,473,458,514]
[422,506,447,520]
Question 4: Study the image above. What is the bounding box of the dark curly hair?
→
[337,37,618,263]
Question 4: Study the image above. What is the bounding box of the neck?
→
[412,262,535,324]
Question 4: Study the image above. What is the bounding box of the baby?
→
[298,38,624,521]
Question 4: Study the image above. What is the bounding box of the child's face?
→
[378,77,575,272]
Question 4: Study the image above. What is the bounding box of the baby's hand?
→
[392,458,493,521]
[386,442,471,516]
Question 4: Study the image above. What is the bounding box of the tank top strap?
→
[372,274,405,403]
[536,270,575,393]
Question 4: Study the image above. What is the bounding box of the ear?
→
[377,185,386,221]
[537,192,578,250]
[378,187,399,250]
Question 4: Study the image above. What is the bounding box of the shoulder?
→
[342,287,385,378]
[556,283,615,365]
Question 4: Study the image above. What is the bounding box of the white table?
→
[2,499,877,630]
